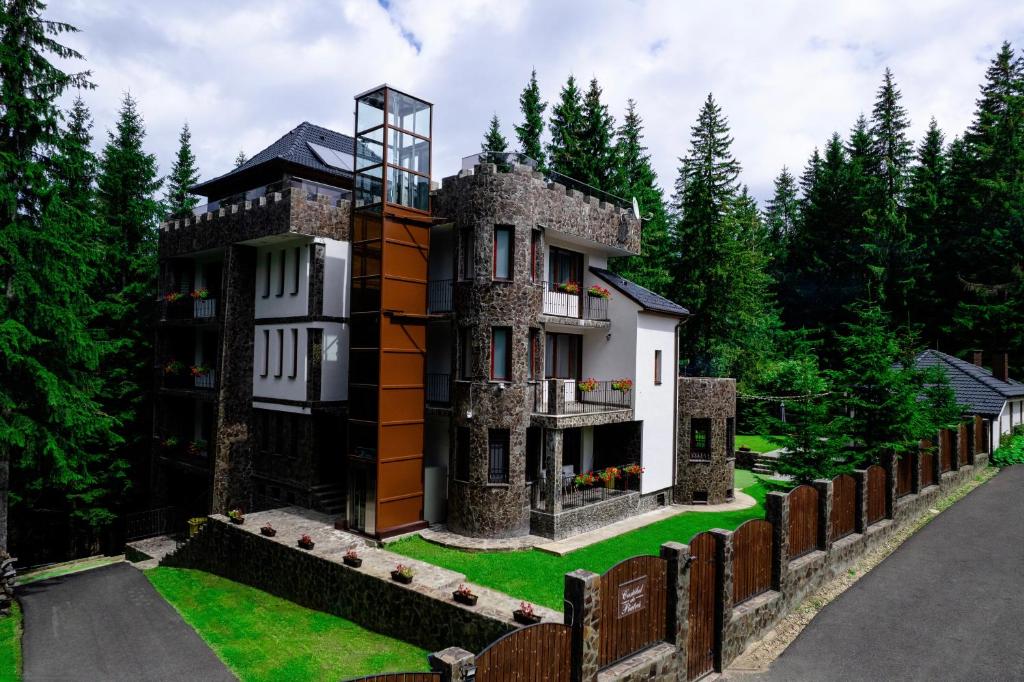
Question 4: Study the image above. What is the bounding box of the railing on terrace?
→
[425,372,450,405]
[176,177,352,219]
[529,464,642,512]
[532,378,632,416]
[159,297,218,321]
[427,279,453,313]
[194,370,216,390]
[124,505,179,541]
[541,281,609,320]
[462,151,632,210]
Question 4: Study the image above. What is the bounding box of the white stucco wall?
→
[252,321,347,407]
[254,240,310,317]
[633,312,679,494]
[322,238,351,318]
[580,293,639,380]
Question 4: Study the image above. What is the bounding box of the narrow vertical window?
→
[460,327,474,379]
[455,426,471,481]
[263,252,271,297]
[261,329,269,377]
[277,250,286,296]
[493,226,512,280]
[460,229,475,281]
[654,349,663,385]
[289,328,299,378]
[487,429,510,483]
[491,327,511,381]
[292,246,300,294]
[275,329,284,377]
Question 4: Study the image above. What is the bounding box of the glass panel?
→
[492,328,509,379]
[386,167,429,210]
[494,227,511,279]
[356,129,384,170]
[354,166,383,207]
[356,90,385,132]
[387,129,430,174]
[388,90,430,136]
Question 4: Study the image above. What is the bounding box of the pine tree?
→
[234,150,247,168]
[869,69,914,203]
[546,75,586,181]
[763,167,798,278]
[514,69,546,169]
[59,95,97,211]
[0,0,121,555]
[608,99,672,295]
[165,122,199,219]
[480,114,508,155]
[578,77,616,190]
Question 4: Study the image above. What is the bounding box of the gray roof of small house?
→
[589,267,689,318]
[191,122,354,196]
[914,349,1024,416]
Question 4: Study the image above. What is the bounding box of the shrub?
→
[991,428,1024,466]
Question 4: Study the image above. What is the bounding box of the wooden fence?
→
[598,555,668,668]
[687,532,717,682]
[732,519,772,604]
[974,415,988,454]
[919,446,935,488]
[787,485,819,559]
[475,623,572,682]
[958,423,970,466]
[939,429,953,472]
[866,465,887,525]
[830,474,856,540]
[895,455,913,498]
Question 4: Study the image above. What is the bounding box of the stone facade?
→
[675,377,736,505]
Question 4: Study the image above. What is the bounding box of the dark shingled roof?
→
[191,122,354,195]
[589,267,689,318]
[915,349,1024,416]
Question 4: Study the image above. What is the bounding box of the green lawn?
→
[147,567,428,681]
[735,434,781,453]
[0,601,21,682]
[389,472,769,611]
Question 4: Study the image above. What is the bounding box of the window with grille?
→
[488,429,510,484]
[690,418,711,460]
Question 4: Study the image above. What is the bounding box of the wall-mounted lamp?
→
[606,332,612,341]
[463,664,477,681]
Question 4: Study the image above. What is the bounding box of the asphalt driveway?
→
[755,465,1024,681]
[20,561,235,681]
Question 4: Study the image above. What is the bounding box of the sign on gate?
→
[617,576,648,618]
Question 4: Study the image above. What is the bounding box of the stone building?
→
[150,84,735,541]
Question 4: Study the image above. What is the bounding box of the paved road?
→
[756,465,1024,681]
[20,561,235,681]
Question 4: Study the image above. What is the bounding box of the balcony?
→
[161,362,217,393]
[425,372,450,405]
[160,296,218,322]
[541,282,609,322]
[427,279,453,314]
[530,465,642,512]
[533,378,632,416]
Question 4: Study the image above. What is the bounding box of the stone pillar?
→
[852,469,869,534]
[545,428,564,514]
[812,479,832,551]
[660,541,690,673]
[949,428,961,472]
[710,529,733,672]
[565,569,600,682]
[429,647,476,682]
[882,453,897,519]
[911,449,922,494]
[765,492,789,590]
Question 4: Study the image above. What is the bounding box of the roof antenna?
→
[631,196,653,222]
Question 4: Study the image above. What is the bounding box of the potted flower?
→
[163,291,184,303]
[160,436,179,451]
[190,287,210,300]
[187,439,208,457]
[578,377,599,393]
[452,584,478,606]
[586,284,611,299]
[610,378,633,392]
[343,548,362,568]
[513,601,541,625]
[163,359,185,375]
[260,523,276,537]
[298,534,315,550]
[623,463,644,477]
[598,466,621,489]
[227,508,245,525]
[573,471,597,487]
[557,281,580,295]
[190,365,211,378]
[391,563,415,585]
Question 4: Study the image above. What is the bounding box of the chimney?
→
[972,350,984,367]
[991,352,1009,382]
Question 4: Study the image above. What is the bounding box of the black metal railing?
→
[124,506,179,541]
[425,372,450,405]
[159,297,218,321]
[179,177,352,219]
[532,379,632,415]
[427,279,453,313]
[541,282,609,320]
[530,465,642,511]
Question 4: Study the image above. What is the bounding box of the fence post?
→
[545,429,564,514]
[660,541,690,678]
[812,479,832,551]
[911,448,922,494]
[429,646,476,682]
[949,427,961,472]
[565,568,600,682]
[710,529,733,673]
[852,469,868,534]
[765,492,789,591]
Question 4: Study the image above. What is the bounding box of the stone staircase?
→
[310,483,345,516]
[752,450,781,476]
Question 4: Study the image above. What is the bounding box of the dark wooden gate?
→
[787,485,819,559]
[895,455,913,498]
[732,519,772,604]
[687,532,717,681]
[475,623,572,681]
[959,422,970,466]
[598,555,668,668]
[347,674,440,682]
[939,429,953,472]
[830,474,856,540]
[866,465,886,525]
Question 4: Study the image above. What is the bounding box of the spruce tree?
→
[165,122,199,219]
[608,99,672,295]
[763,167,798,278]
[234,150,247,168]
[869,69,913,203]
[480,114,508,156]
[546,75,586,181]
[514,69,546,169]
[578,77,616,190]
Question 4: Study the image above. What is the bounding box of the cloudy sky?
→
[52,0,1024,203]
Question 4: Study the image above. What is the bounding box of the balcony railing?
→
[161,366,217,391]
[194,370,216,390]
[194,298,216,319]
[530,464,642,512]
[532,378,632,416]
[427,279,453,313]
[541,282,609,321]
[425,372,450,405]
[177,177,352,219]
[159,297,218,321]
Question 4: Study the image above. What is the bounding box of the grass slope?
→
[389,474,769,610]
[147,567,428,681]
[735,434,781,453]
[0,601,21,682]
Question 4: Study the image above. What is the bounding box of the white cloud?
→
[51,0,1024,203]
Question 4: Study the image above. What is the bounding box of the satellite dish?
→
[631,196,641,221]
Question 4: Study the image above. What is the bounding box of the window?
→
[263,252,271,297]
[460,229,475,281]
[289,328,299,379]
[690,418,711,460]
[548,246,582,286]
[455,427,471,481]
[261,330,269,377]
[654,349,663,385]
[493,226,513,280]
[277,250,286,296]
[488,429,510,484]
[491,327,511,381]
[545,333,581,379]
[529,328,541,379]
[275,329,284,377]
[531,230,541,282]
[292,247,301,294]
[460,327,474,379]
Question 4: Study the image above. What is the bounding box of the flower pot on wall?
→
[343,555,362,568]
[391,570,414,585]
[513,609,541,625]
[453,591,478,606]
